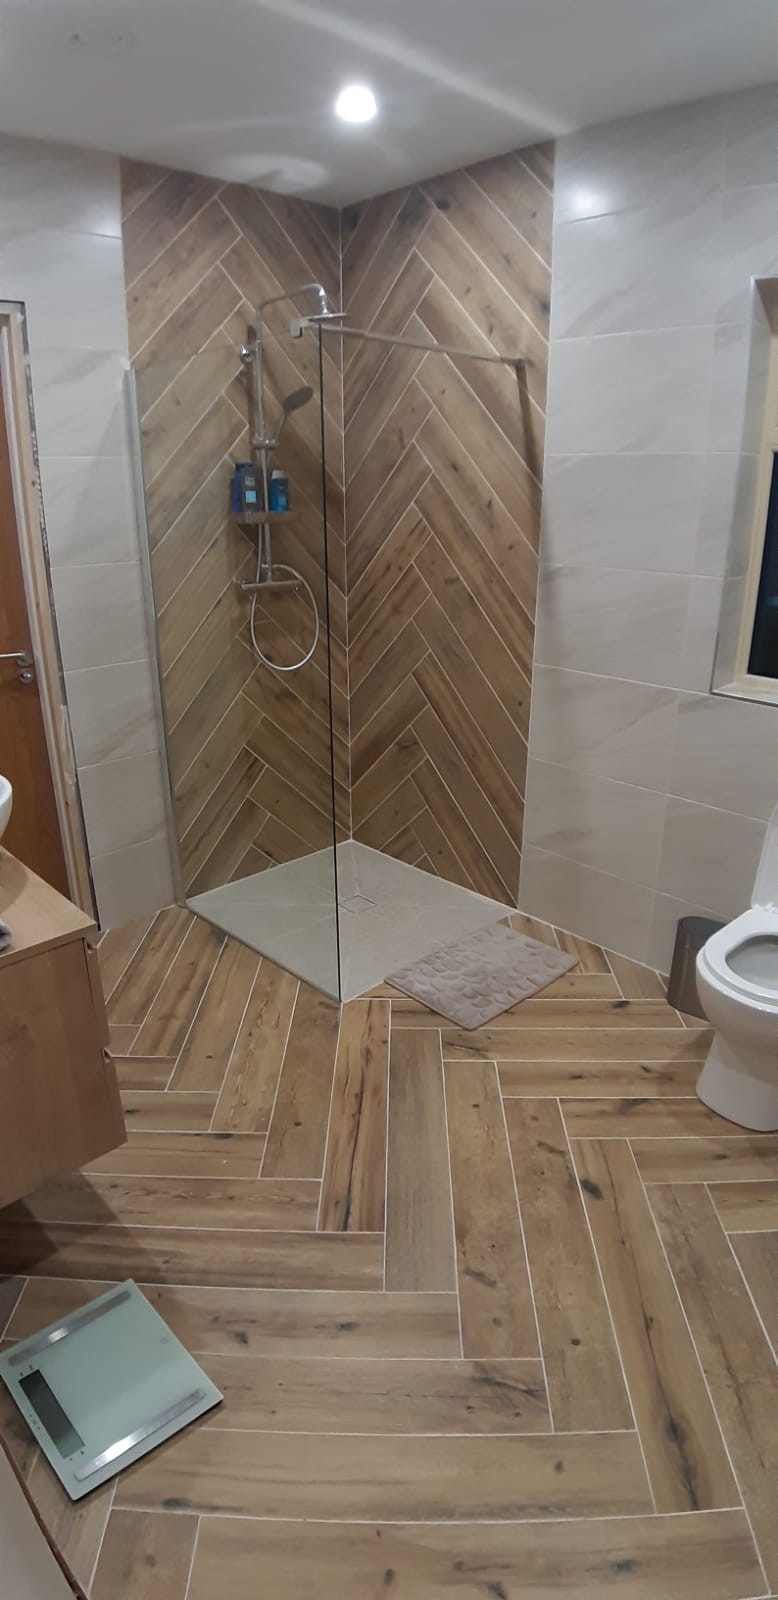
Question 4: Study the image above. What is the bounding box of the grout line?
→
[121,164,169,224]
[720,1214,778,1365]
[559,1108,655,1510]
[496,1067,552,1427]
[114,911,195,1039]
[144,375,245,494]
[0,1277,27,1340]
[103,1503,760,1527]
[637,1158,770,1593]
[208,956,264,1134]
[125,184,230,295]
[161,933,228,1089]
[182,1513,202,1600]
[87,1478,117,1592]
[100,912,158,1004]
[258,979,301,1177]
[438,1040,464,1356]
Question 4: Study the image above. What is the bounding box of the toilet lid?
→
[752,801,778,909]
[726,934,778,992]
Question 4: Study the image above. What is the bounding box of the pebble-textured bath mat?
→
[387,922,575,1029]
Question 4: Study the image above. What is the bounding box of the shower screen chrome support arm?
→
[297,316,526,370]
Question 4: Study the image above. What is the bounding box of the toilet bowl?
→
[696,803,778,1131]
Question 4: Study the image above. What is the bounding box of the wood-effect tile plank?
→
[116,1429,652,1521]
[91,1508,198,1600]
[188,1510,762,1600]
[504,1098,631,1431]
[319,999,389,1232]
[211,959,298,1133]
[120,1091,216,1132]
[130,918,225,1058]
[442,1029,711,1062]
[651,1182,778,1587]
[444,1060,538,1357]
[385,1030,456,1292]
[731,1231,778,1353]
[84,1131,265,1179]
[499,1059,702,1098]
[199,1353,550,1434]
[7,1278,461,1358]
[168,938,259,1090]
[261,984,341,1178]
[0,1218,382,1290]
[564,1098,741,1138]
[106,906,191,1025]
[634,1139,778,1186]
[574,1139,737,1512]
[710,1181,778,1231]
[21,1173,319,1231]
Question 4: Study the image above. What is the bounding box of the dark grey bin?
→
[666,915,724,1019]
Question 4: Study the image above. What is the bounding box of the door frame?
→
[0,304,93,913]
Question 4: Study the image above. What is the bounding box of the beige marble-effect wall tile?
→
[50,562,149,670]
[657,796,765,919]
[524,759,666,887]
[646,889,725,975]
[38,455,139,565]
[529,666,678,791]
[0,135,121,235]
[535,565,691,686]
[541,454,704,572]
[546,327,714,456]
[670,693,778,821]
[64,660,160,766]
[695,452,755,576]
[678,575,722,694]
[717,184,778,325]
[78,751,169,858]
[519,844,653,962]
[706,320,760,456]
[29,346,129,458]
[551,194,721,339]
[712,576,748,688]
[0,228,127,352]
[724,83,778,189]
[91,832,176,928]
[554,96,725,224]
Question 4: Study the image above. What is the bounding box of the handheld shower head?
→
[282,385,314,416]
[273,385,314,443]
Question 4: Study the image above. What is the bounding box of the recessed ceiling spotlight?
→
[334,84,377,124]
[68,27,134,55]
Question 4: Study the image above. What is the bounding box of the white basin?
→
[0,776,12,841]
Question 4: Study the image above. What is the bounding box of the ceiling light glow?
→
[334,84,377,124]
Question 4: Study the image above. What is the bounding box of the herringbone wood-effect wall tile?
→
[341,148,552,902]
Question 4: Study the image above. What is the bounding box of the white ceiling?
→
[0,0,774,204]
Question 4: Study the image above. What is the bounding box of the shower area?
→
[125,160,550,1000]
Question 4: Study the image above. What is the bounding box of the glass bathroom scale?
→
[0,1281,222,1499]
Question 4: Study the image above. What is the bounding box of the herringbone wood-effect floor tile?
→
[0,903,775,1600]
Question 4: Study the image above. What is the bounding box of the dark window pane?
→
[749,452,778,680]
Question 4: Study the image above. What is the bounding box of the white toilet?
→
[696,803,778,1131]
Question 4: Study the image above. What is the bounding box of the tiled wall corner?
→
[524,84,778,969]
[0,133,174,925]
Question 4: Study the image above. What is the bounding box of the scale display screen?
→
[19,1370,84,1457]
[0,1281,222,1499]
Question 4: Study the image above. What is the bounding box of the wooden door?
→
[0,385,68,892]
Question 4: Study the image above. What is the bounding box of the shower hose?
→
[248,561,320,673]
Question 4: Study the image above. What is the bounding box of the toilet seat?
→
[699,908,778,1008]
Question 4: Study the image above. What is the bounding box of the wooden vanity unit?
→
[0,848,125,1208]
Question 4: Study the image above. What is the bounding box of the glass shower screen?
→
[131,323,343,998]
